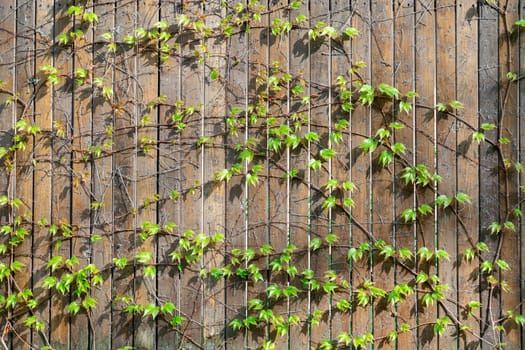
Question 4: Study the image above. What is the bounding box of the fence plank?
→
[499,0,520,347]
[435,1,458,348]
[414,1,438,347]
[202,1,226,347]
[349,0,373,343]
[177,1,204,347]
[288,1,311,347]
[267,1,291,349]
[156,1,181,349]
[434,1,458,348]
[370,0,395,346]
[223,2,249,348]
[393,0,417,347]
[308,1,332,347]
[91,2,116,349]
[478,3,501,348]
[243,2,270,347]
[0,6,15,339]
[50,0,73,349]
[13,0,35,347]
[70,0,94,349]
[112,0,136,347]
[456,1,480,348]
[133,1,159,348]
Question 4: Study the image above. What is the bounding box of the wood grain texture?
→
[287,1,311,348]
[498,0,520,348]
[478,3,500,348]
[223,2,249,348]
[0,1,521,348]
[202,1,226,347]
[370,0,395,346]
[435,1,458,348]
[156,1,181,349]
[112,0,136,347]
[414,0,438,347]
[349,0,373,343]
[13,0,35,347]
[456,1,480,349]
[89,2,114,348]
[393,0,417,347]
[178,1,204,347]
[49,0,73,349]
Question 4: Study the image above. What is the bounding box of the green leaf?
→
[399,100,412,114]
[463,248,475,262]
[359,138,378,153]
[135,251,153,264]
[471,131,485,143]
[47,255,63,272]
[449,100,463,109]
[455,192,471,204]
[480,260,492,273]
[267,284,281,299]
[378,150,393,167]
[436,194,452,208]
[401,208,417,223]
[344,27,359,37]
[488,221,501,235]
[378,83,399,98]
[309,238,322,251]
[248,298,264,310]
[417,204,433,216]
[143,303,160,319]
[496,259,510,271]
[320,148,336,159]
[68,301,81,315]
[322,196,336,209]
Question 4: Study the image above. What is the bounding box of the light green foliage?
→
[0,2,519,349]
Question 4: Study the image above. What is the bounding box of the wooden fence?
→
[0,0,524,349]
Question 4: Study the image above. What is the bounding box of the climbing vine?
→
[0,0,523,349]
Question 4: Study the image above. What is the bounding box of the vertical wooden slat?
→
[267,1,290,349]
[288,0,311,347]
[499,0,520,347]
[112,0,135,347]
[157,1,181,349]
[202,1,226,347]
[414,0,438,347]
[90,1,114,348]
[516,1,525,347]
[133,1,158,348]
[12,0,35,347]
[350,0,372,342]
[520,1,525,347]
[69,2,92,349]
[178,1,204,346]
[50,0,72,349]
[32,1,54,348]
[223,1,249,348]
[393,0,417,346]
[308,0,331,347]
[244,1,268,347]
[0,1,14,345]
[370,0,395,346]
[478,2,500,348]
[0,2,15,309]
[456,1,480,348]
[328,0,352,345]
[435,1,458,348]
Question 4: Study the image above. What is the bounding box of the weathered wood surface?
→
[0,0,522,349]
